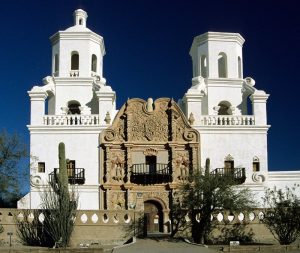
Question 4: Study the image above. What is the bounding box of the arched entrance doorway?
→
[144,200,163,234]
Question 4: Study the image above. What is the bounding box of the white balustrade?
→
[199,115,255,126]
[43,114,100,126]
[69,70,79,77]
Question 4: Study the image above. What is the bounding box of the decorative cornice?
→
[27,125,108,134]
[192,125,270,134]
[190,32,245,55]
[50,31,105,55]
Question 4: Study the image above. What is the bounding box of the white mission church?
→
[18,9,300,219]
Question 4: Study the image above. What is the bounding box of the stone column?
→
[125,144,133,184]
[105,145,112,183]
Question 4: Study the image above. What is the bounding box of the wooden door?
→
[144,201,160,233]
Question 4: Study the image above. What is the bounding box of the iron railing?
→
[49,168,85,185]
[131,163,172,184]
[210,167,246,184]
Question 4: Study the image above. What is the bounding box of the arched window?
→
[54,54,59,73]
[238,56,242,78]
[253,157,260,172]
[200,55,207,78]
[71,52,79,70]
[68,100,81,114]
[91,54,97,72]
[218,52,227,78]
[218,101,232,115]
[79,18,83,25]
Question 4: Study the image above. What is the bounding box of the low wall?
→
[0,208,282,247]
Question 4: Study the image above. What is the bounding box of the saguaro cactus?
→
[205,158,210,176]
[58,142,69,195]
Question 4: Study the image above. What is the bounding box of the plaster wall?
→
[54,80,95,114]
[29,130,101,186]
[206,81,244,115]
[197,128,268,181]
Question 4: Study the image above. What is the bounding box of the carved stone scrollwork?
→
[30,175,43,187]
[183,130,197,142]
[143,148,158,156]
[104,129,116,142]
[143,191,169,210]
[252,173,265,183]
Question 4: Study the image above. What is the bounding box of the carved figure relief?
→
[143,148,158,156]
[110,191,125,210]
[100,98,200,211]
[111,152,125,181]
[175,153,190,180]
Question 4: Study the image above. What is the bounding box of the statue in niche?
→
[176,153,190,180]
[111,153,125,181]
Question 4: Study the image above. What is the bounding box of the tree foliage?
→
[171,159,255,244]
[262,185,300,245]
[0,130,27,206]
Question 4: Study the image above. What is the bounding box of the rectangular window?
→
[38,162,45,173]
[253,162,260,172]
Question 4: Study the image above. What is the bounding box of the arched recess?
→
[67,100,81,114]
[54,54,59,74]
[91,54,97,72]
[253,156,260,172]
[238,56,242,78]
[200,55,207,78]
[144,199,164,233]
[218,52,227,78]
[71,51,79,70]
[218,101,232,115]
[224,154,234,174]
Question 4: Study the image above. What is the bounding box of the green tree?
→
[0,130,27,207]
[171,159,255,244]
[262,185,300,245]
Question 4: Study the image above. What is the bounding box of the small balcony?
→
[131,163,172,184]
[49,168,85,185]
[210,167,246,184]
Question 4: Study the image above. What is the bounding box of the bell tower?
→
[182,32,248,124]
[190,32,244,79]
[50,9,105,79]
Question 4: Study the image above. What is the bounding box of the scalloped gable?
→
[100,97,199,144]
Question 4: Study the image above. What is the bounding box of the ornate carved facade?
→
[100,98,200,213]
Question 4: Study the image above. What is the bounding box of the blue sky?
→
[1,0,299,176]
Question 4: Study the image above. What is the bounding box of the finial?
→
[105,111,111,124]
[73,9,88,27]
[146,98,154,112]
[188,113,195,125]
